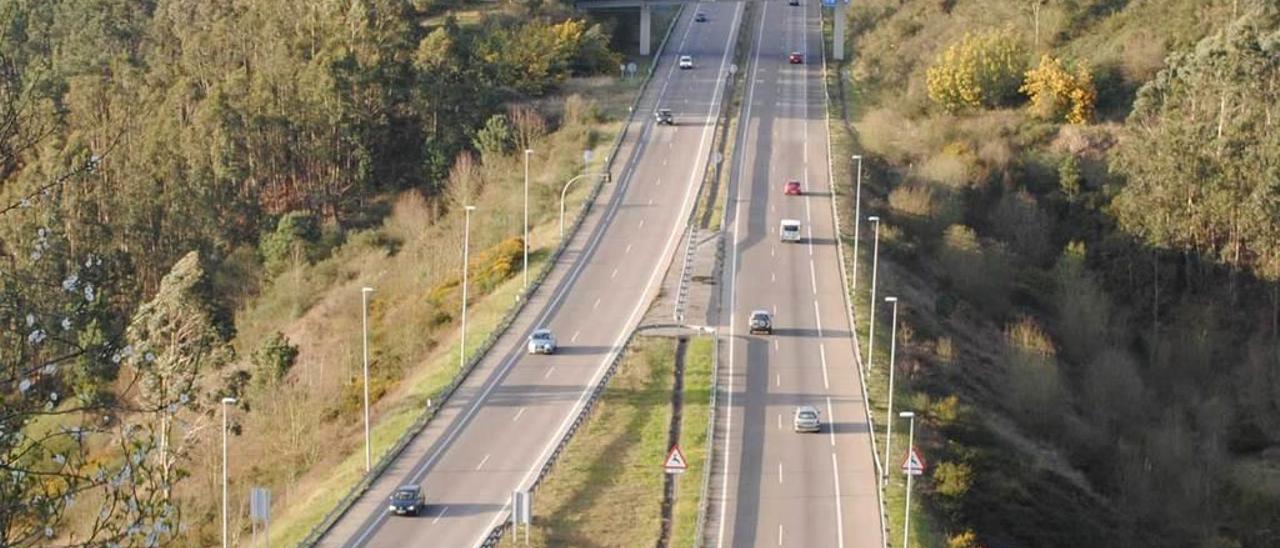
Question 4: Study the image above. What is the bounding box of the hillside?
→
[834,0,1280,546]
[0,0,662,544]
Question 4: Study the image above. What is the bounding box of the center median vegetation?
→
[500,336,713,548]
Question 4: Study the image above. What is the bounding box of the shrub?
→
[921,142,979,189]
[889,182,960,238]
[948,530,982,548]
[1052,241,1110,364]
[473,114,513,159]
[990,190,1052,264]
[1057,154,1083,199]
[471,237,524,294]
[252,331,299,387]
[939,225,1011,316]
[260,211,320,277]
[1020,55,1097,124]
[934,460,974,499]
[927,27,1028,112]
[1002,317,1065,429]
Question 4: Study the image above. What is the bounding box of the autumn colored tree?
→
[927,28,1028,112]
[1020,54,1097,123]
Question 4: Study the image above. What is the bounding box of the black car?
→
[387,485,424,516]
[788,0,799,5]
[694,12,708,22]
[655,109,675,125]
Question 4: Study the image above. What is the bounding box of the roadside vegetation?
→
[829,1,1280,546]
[0,0,676,543]
[504,335,712,547]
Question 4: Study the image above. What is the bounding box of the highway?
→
[316,3,744,547]
[709,0,884,547]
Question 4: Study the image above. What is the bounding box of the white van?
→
[780,219,802,242]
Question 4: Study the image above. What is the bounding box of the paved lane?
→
[315,4,745,547]
[710,1,883,546]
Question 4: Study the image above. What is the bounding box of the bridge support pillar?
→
[833,2,845,61]
[640,3,652,56]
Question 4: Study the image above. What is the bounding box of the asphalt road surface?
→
[316,4,744,547]
[709,1,884,547]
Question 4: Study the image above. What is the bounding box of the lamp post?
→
[560,173,607,239]
[361,286,373,473]
[900,410,917,548]
[852,154,864,289]
[866,216,882,370]
[523,149,533,290]
[883,296,899,484]
[221,397,237,548]
[461,205,476,372]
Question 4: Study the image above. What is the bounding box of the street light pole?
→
[560,172,606,239]
[901,410,917,548]
[221,397,237,548]
[523,149,533,290]
[883,296,899,484]
[866,216,882,370]
[852,154,864,290]
[361,286,373,472]
[461,205,476,372]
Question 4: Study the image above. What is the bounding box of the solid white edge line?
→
[717,4,767,547]
[474,3,745,544]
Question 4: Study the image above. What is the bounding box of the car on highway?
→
[793,405,821,433]
[789,52,804,64]
[655,108,675,125]
[748,310,773,334]
[387,485,424,516]
[783,179,802,195]
[780,219,802,242]
[679,55,694,69]
[694,12,708,22]
[527,329,557,354]
[788,0,800,5]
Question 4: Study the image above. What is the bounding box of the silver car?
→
[793,405,821,433]
[527,329,556,354]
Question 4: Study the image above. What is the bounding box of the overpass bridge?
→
[576,0,848,59]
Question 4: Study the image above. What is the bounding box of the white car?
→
[527,329,556,354]
[793,406,821,433]
[679,55,694,69]
[780,219,802,242]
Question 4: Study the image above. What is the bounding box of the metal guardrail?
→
[298,8,684,547]
[475,8,686,547]
[817,7,891,547]
[691,322,721,548]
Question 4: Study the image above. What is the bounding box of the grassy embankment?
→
[826,1,1278,547]
[212,9,683,545]
[500,336,712,547]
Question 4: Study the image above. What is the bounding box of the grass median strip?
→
[502,335,712,547]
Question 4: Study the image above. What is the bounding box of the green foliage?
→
[990,190,1052,264]
[471,237,524,294]
[260,212,320,278]
[934,461,974,499]
[1001,317,1064,430]
[1057,154,1082,199]
[939,225,1011,316]
[473,114,514,159]
[1020,55,1098,124]
[1112,4,1280,280]
[927,27,1028,112]
[252,331,299,388]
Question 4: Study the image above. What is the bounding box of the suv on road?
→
[749,310,773,334]
[387,485,424,516]
[793,406,821,433]
[527,329,557,354]
[780,219,802,242]
[655,108,674,125]
[694,12,708,22]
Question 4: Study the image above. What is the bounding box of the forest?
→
[0,0,627,544]
[840,0,1280,546]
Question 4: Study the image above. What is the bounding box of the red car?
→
[783,180,802,195]
[789,52,804,64]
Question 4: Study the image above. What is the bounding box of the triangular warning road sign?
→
[901,447,926,475]
[664,444,688,473]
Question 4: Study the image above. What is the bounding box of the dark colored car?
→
[749,310,773,334]
[695,12,708,22]
[788,0,800,5]
[387,485,424,516]
[655,109,675,125]
[783,179,802,195]
[789,52,804,64]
